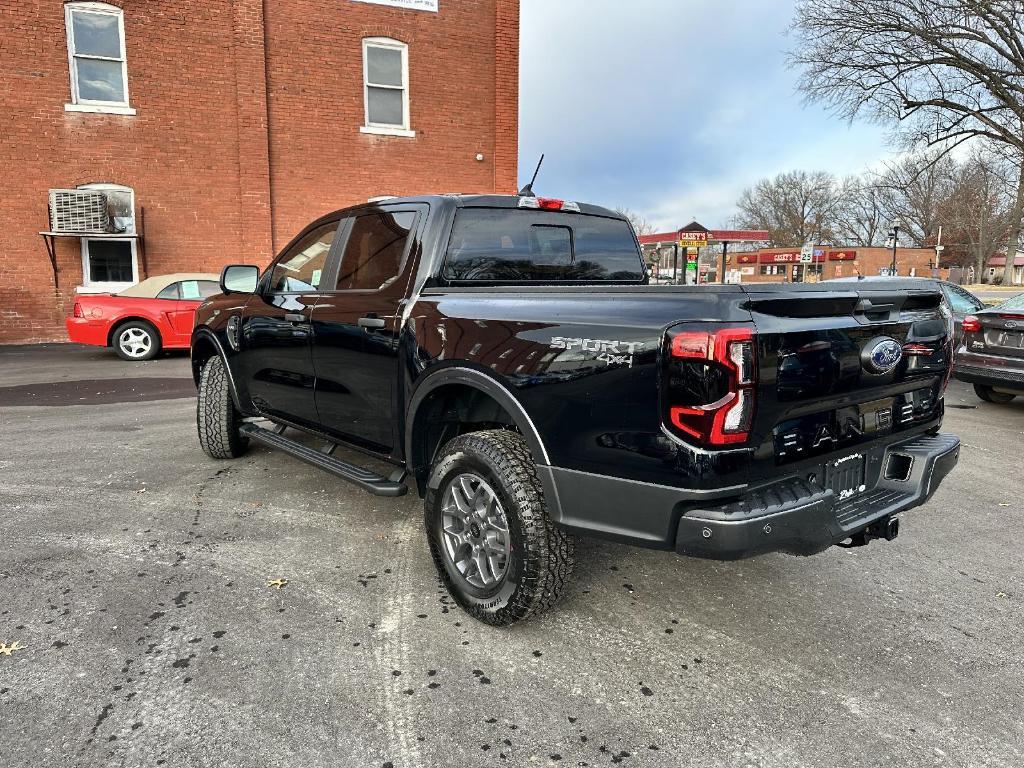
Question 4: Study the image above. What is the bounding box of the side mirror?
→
[220,264,260,294]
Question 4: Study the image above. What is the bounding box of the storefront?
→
[735,247,936,283]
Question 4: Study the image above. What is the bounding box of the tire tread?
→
[197,356,248,459]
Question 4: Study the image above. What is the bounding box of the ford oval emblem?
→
[862,337,903,374]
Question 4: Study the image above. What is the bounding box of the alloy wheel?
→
[440,472,511,589]
[119,327,152,359]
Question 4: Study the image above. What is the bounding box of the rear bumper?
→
[542,432,960,560]
[65,317,109,347]
[954,349,1024,392]
[674,433,959,559]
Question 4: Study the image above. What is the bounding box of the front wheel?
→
[197,356,249,459]
[974,384,1016,404]
[425,429,574,626]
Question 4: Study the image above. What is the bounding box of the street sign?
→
[799,243,814,263]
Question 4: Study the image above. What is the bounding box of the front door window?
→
[266,222,337,293]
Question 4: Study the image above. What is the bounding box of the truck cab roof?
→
[321,194,625,221]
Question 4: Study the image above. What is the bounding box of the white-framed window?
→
[64,2,135,115]
[77,183,138,293]
[360,37,414,138]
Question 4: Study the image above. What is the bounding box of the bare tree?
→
[735,170,841,246]
[835,175,887,246]
[940,149,1015,276]
[872,151,957,247]
[791,0,1024,284]
[614,207,656,236]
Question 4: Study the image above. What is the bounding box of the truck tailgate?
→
[742,283,951,467]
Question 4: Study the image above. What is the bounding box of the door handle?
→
[358,316,386,329]
[285,313,306,323]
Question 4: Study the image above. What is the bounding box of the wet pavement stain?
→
[0,377,195,407]
[90,703,114,736]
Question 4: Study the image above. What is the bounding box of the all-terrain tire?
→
[425,429,574,626]
[974,383,1016,404]
[197,356,249,459]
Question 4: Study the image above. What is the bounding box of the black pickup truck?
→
[190,194,960,625]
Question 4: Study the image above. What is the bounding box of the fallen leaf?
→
[0,641,25,656]
[266,578,288,590]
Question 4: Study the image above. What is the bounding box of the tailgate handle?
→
[855,298,895,314]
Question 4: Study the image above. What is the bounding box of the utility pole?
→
[672,242,679,286]
[889,225,899,276]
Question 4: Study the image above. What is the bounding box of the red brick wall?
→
[0,0,519,344]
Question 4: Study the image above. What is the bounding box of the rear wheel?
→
[197,356,249,459]
[113,320,161,361]
[425,429,574,626]
[974,384,1016,404]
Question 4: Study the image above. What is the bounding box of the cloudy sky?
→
[518,0,895,232]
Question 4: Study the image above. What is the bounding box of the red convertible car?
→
[66,273,220,360]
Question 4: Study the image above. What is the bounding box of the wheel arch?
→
[405,367,551,495]
[191,328,244,410]
[106,315,161,347]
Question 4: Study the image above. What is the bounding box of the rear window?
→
[442,208,644,282]
[995,293,1024,311]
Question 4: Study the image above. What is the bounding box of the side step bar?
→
[240,423,408,497]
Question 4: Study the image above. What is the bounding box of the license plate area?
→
[986,329,1024,350]
[826,453,866,502]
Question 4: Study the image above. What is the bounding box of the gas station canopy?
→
[637,224,769,248]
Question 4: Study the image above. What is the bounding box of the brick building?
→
[732,246,938,283]
[0,0,519,344]
[985,253,1024,285]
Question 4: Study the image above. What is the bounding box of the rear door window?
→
[443,208,643,282]
[944,285,984,315]
[334,210,417,291]
[156,283,179,300]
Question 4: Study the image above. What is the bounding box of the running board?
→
[240,423,408,497]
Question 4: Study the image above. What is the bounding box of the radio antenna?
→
[517,154,545,197]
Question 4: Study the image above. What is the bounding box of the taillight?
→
[664,325,757,447]
[72,302,84,318]
[962,315,981,333]
[518,196,581,212]
[901,343,933,356]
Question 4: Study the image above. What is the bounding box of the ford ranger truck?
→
[190,195,960,625]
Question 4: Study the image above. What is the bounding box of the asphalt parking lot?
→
[1,345,1022,768]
